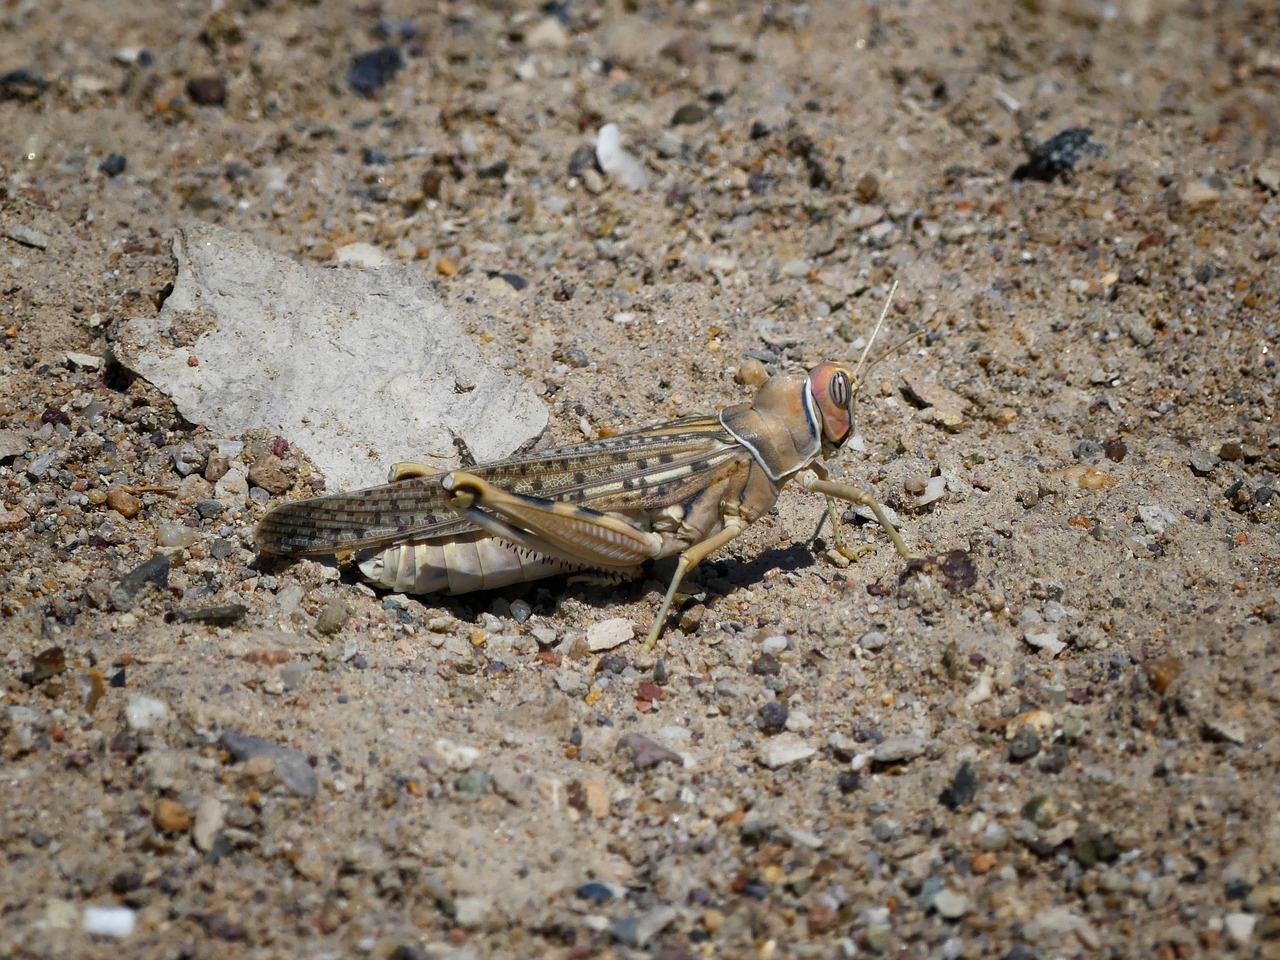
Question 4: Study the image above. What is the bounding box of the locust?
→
[255,289,915,649]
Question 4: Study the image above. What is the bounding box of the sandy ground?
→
[1,0,1278,957]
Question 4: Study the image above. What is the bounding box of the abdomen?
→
[358,533,630,594]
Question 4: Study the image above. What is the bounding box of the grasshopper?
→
[256,290,914,649]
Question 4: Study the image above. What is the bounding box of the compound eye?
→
[829,370,852,409]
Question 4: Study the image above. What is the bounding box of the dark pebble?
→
[196,499,225,519]
[41,407,71,426]
[567,144,597,177]
[1037,745,1069,774]
[1002,947,1044,960]
[752,652,781,676]
[749,119,771,140]
[187,74,227,106]
[1007,728,1042,762]
[837,772,862,794]
[596,654,628,675]
[757,700,789,733]
[476,159,509,179]
[1012,126,1102,182]
[653,659,668,684]
[209,539,238,560]
[1104,437,1127,462]
[1225,878,1253,901]
[109,668,127,687]
[1072,827,1120,868]
[498,272,526,291]
[362,148,390,166]
[169,603,247,627]
[348,46,403,95]
[111,555,171,611]
[941,761,979,809]
[0,68,47,100]
[671,103,706,125]
[564,347,589,368]
[98,153,127,176]
[576,881,614,903]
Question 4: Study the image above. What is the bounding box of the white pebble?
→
[758,733,815,769]
[587,618,634,651]
[1024,632,1066,657]
[125,693,169,732]
[83,906,136,938]
[917,475,947,506]
[595,124,650,191]
[1225,912,1257,946]
[432,738,481,771]
[761,635,788,654]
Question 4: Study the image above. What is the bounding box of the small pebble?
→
[153,798,192,833]
[1007,728,1042,762]
[615,733,682,771]
[186,74,227,106]
[941,761,979,809]
[873,735,928,765]
[83,906,136,938]
[98,153,127,176]
[758,733,815,769]
[125,693,170,732]
[314,601,350,635]
[757,700,789,733]
[192,797,225,852]
[348,46,402,95]
[587,618,634,651]
[933,889,969,919]
[105,487,141,519]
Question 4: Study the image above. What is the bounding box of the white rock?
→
[192,797,225,852]
[432,738,481,771]
[0,428,30,462]
[933,889,969,919]
[125,693,169,732]
[113,223,546,491]
[66,351,103,370]
[1024,632,1066,657]
[453,895,492,929]
[917,475,947,506]
[333,242,392,268]
[758,733,816,769]
[83,906,136,938]
[214,461,249,508]
[784,709,814,733]
[525,16,569,49]
[1137,503,1178,536]
[595,124,650,191]
[1225,911,1257,946]
[587,618,634,651]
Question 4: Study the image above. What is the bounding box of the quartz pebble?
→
[587,618,634,651]
[758,733,815,769]
[83,906,136,938]
[595,124,650,191]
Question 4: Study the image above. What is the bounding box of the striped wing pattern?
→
[255,415,749,556]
